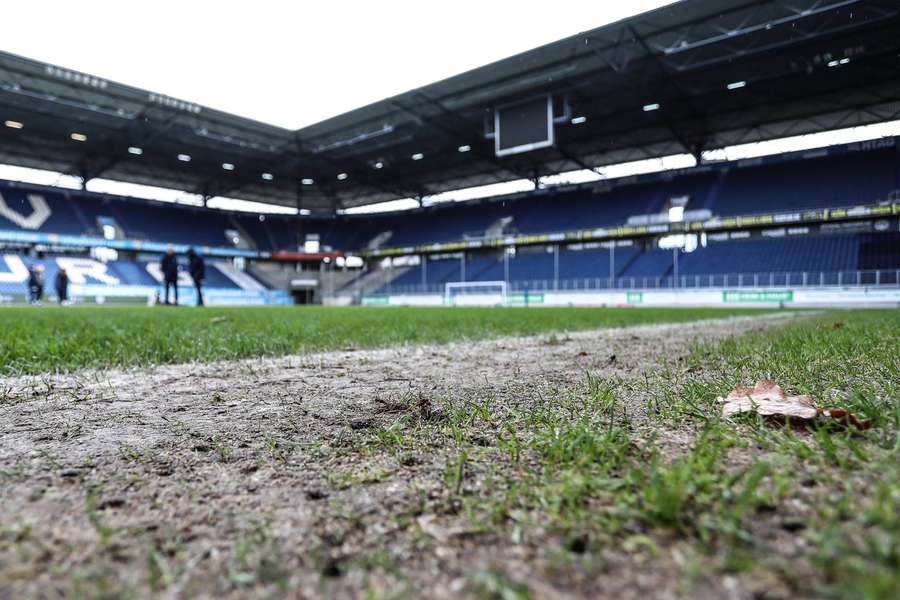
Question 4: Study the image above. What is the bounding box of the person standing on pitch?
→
[27,264,44,305]
[186,247,206,306]
[55,267,69,305]
[161,246,179,305]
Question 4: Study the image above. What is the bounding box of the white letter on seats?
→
[55,258,120,285]
[0,193,52,230]
[0,254,29,283]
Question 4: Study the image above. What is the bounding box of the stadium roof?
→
[1,0,899,213]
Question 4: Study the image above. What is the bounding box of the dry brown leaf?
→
[820,408,873,431]
[719,380,817,421]
[718,379,873,430]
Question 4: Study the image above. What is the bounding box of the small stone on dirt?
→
[349,417,374,430]
[782,518,807,532]
[399,453,422,467]
[306,487,329,500]
[97,497,126,510]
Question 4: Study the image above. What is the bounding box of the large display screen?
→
[495,96,554,157]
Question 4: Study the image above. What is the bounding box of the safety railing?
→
[352,269,900,296]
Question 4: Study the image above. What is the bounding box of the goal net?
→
[444,281,508,306]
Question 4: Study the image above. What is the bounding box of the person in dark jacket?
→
[27,264,44,304]
[186,247,206,306]
[161,246,179,305]
[55,268,69,305]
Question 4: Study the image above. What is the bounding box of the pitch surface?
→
[1,309,896,598]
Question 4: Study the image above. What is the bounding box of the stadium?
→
[0,1,898,598]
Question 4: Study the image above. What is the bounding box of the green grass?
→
[3,305,896,596]
[0,305,771,376]
[543,310,899,597]
[354,310,898,598]
[669,310,900,598]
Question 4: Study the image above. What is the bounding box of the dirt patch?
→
[0,313,798,598]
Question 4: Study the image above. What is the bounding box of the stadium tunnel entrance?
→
[291,287,316,305]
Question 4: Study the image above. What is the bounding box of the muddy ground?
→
[0,314,799,599]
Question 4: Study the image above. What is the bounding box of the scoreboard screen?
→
[494,96,554,157]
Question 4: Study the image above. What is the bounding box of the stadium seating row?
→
[379,232,900,293]
[0,141,896,254]
[0,254,267,296]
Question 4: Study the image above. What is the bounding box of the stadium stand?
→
[377,230,900,294]
[0,181,292,253]
[858,232,900,271]
[323,143,899,252]
[0,186,87,235]
[1,141,898,258]
[388,258,461,290]
[619,248,677,281]
[232,214,299,252]
[1,136,898,304]
[679,236,860,275]
[0,253,285,305]
[711,149,898,216]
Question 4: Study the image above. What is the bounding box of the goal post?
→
[444,281,508,306]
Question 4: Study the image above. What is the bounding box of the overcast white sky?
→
[2,0,673,129]
[2,0,898,213]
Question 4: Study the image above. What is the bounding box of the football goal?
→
[444,281,508,306]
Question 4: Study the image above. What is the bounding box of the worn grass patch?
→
[3,310,895,598]
[0,305,770,375]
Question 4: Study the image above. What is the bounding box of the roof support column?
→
[329,194,339,216]
[895,141,900,191]
[295,181,304,213]
[691,142,705,166]
[78,166,89,191]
